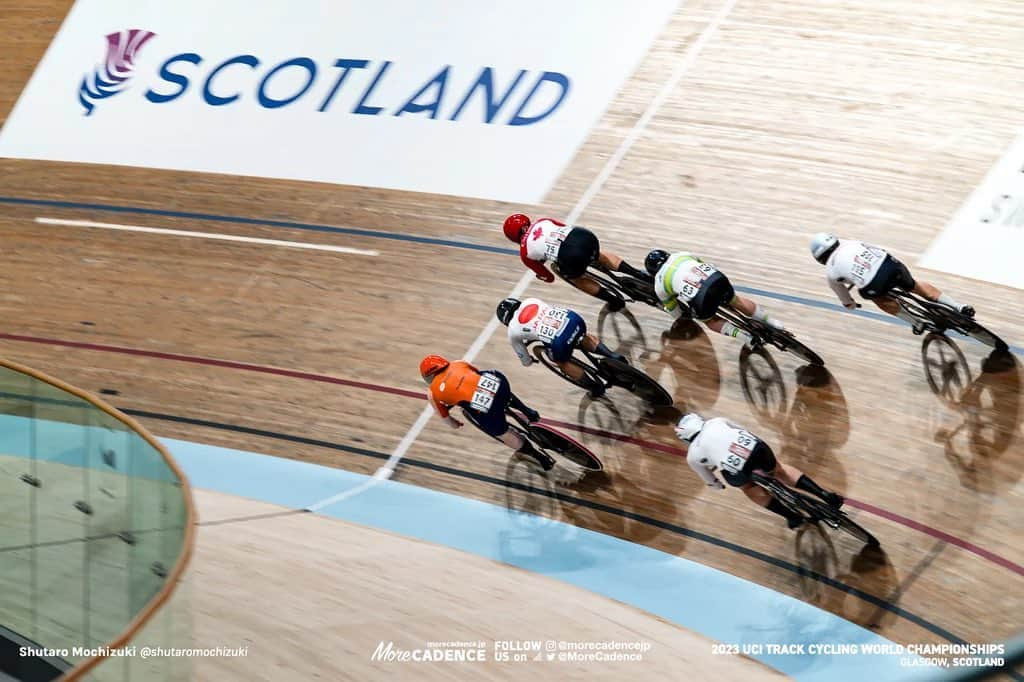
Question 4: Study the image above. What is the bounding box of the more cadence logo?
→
[78,29,156,116]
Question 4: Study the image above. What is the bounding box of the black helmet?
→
[645,249,670,276]
[496,298,522,326]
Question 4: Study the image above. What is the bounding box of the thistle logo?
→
[78,29,156,116]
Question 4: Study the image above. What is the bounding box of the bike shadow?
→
[933,349,1023,493]
[795,525,900,629]
[500,446,693,556]
[499,456,607,571]
[595,305,649,355]
[646,319,723,416]
[595,309,724,419]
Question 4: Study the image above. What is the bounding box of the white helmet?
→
[675,413,705,443]
[810,232,839,264]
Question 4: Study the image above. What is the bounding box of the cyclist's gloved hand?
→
[709,480,726,490]
[523,407,541,423]
[446,416,463,429]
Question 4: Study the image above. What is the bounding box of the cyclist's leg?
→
[487,374,556,469]
[596,248,650,282]
[767,448,843,508]
[912,278,971,315]
[859,257,917,323]
[559,229,625,310]
[566,273,604,297]
[579,331,625,362]
[896,259,970,316]
[551,313,586,381]
[729,446,804,526]
[728,293,784,330]
[870,295,899,315]
[696,275,753,343]
[552,313,606,397]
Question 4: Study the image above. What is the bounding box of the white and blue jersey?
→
[507,297,586,364]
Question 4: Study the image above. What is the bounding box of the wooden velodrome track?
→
[2,0,1022,677]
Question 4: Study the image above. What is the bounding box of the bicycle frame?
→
[891,290,941,330]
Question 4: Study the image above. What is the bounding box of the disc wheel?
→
[599,358,673,406]
[528,424,603,471]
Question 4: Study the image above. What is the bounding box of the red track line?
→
[845,499,1023,576]
[2,330,1020,577]
[0,332,424,399]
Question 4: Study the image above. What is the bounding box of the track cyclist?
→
[419,355,555,468]
[809,233,975,328]
[645,249,785,347]
[501,213,649,311]
[496,296,626,398]
[674,413,843,529]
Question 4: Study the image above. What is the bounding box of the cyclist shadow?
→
[595,305,650,356]
[740,353,851,493]
[795,525,900,629]
[565,392,698,552]
[500,445,692,557]
[932,349,1023,493]
[644,319,722,417]
[498,456,597,570]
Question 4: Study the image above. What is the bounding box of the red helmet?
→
[502,214,531,243]
[419,354,450,384]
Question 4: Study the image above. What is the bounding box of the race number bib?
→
[470,373,501,412]
[544,226,570,261]
[720,430,757,474]
[850,245,884,284]
[677,262,716,300]
[537,309,569,342]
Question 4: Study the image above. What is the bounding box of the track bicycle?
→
[505,406,603,474]
[528,342,673,406]
[581,263,665,310]
[750,470,879,546]
[718,302,825,366]
[890,290,1008,352]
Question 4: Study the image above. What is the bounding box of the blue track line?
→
[1,194,1020,355]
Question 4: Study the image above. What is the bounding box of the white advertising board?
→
[920,133,1024,290]
[0,0,678,203]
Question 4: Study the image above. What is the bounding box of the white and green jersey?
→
[653,252,718,318]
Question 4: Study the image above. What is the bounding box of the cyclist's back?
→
[506,297,582,365]
[686,417,764,486]
[824,240,888,290]
[427,360,482,416]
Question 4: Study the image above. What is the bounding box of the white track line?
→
[305,0,737,512]
[35,217,379,256]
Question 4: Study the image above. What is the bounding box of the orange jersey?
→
[427,360,481,418]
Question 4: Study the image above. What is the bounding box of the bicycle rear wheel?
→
[599,358,673,406]
[528,424,603,471]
